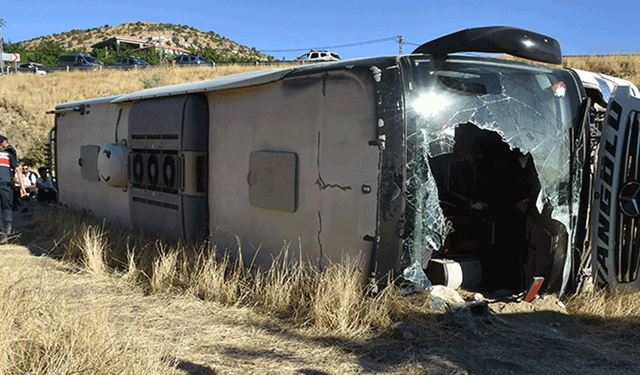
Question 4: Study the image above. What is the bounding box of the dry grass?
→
[76,224,109,277]
[28,206,431,338]
[563,54,640,87]
[0,246,171,374]
[2,197,640,374]
[566,287,640,328]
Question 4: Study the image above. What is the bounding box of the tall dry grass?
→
[566,287,640,327]
[28,206,434,341]
[0,246,171,374]
[28,198,640,340]
[5,204,640,374]
[563,54,640,87]
[76,224,109,277]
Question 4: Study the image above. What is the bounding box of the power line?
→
[261,36,400,53]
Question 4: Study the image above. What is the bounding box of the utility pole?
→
[0,19,6,75]
[158,31,163,61]
[398,35,404,55]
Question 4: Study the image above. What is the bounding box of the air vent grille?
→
[130,149,180,194]
[616,111,640,283]
[131,134,180,140]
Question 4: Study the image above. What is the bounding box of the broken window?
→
[401,56,583,294]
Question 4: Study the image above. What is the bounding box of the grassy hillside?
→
[14,21,270,62]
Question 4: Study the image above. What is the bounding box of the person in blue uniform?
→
[0,135,25,241]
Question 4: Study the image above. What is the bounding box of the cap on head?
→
[0,135,7,144]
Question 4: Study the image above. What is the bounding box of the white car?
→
[18,62,50,75]
[296,49,341,61]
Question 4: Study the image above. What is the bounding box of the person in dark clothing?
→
[4,145,21,210]
[0,135,25,241]
[36,167,57,203]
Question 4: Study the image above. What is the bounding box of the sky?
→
[1,0,639,61]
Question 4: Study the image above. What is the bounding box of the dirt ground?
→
[5,200,640,375]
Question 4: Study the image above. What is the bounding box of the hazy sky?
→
[2,0,638,60]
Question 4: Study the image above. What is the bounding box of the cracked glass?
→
[400,56,583,292]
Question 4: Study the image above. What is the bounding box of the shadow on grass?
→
[13,201,61,257]
[213,305,640,375]
[168,358,216,375]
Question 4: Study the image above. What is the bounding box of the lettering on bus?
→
[595,100,623,283]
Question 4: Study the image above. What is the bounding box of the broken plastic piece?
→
[524,276,544,302]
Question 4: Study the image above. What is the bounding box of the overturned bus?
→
[48,27,640,295]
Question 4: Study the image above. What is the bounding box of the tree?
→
[4,40,74,66]
[3,41,28,57]
[91,45,129,65]
[136,47,162,65]
[194,46,257,63]
[30,41,76,66]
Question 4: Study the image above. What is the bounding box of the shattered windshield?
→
[401,56,583,292]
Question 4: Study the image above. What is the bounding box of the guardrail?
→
[1,60,324,75]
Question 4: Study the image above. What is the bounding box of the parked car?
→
[57,54,104,68]
[111,57,149,69]
[14,62,53,75]
[296,49,341,62]
[172,55,211,65]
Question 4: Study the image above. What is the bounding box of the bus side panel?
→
[55,101,131,226]
[208,70,380,271]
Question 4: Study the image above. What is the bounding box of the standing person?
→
[5,145,21,210]
[0,135,25,240]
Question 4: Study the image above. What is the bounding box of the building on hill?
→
[91,35,189,60]
[92,36,151,52]
[132,44,189,58]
